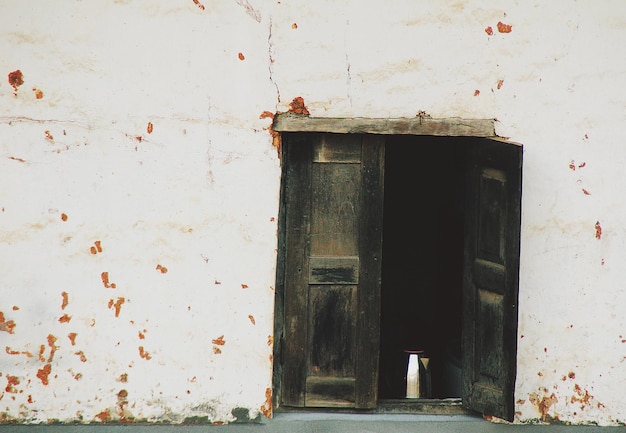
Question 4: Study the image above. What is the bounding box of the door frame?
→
[272,114,520,419]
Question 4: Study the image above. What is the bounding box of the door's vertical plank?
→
[306,134,361,407]
[355,135,385,408]
[281,134,312,406]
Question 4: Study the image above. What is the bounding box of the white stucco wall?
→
[1,0,625,426]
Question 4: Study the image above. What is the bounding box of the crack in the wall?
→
[267,18,281,108]
[0,116,91,129]
[235,0,261,23]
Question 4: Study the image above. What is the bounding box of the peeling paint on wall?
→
[529,390,558,422]
[108,297,125,317]
[0,312,16,334]
[7,70,24,95]
[287,96,309,115]
[259,387,272,418]
[101,272,117,289]
[497,21,513,33]
[90,241,103,255]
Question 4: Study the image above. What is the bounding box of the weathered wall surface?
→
[1,0,625,426]
[0,0,280,424]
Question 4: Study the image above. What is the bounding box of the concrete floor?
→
[0,413,625,433]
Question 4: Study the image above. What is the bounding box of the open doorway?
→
[272,115,522,420]
[378,136,468,400]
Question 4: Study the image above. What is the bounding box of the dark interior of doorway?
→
[378,136,468,401]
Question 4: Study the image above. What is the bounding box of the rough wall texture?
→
[1,0,625,426]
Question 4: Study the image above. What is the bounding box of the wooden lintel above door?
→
[273,113,496,137]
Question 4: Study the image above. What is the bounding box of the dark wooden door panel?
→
[462,137,522,421]
[308,285,358,377]
[281,133,384,409]
[310,160,360,256]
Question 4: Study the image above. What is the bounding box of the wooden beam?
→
[273,113,496,137]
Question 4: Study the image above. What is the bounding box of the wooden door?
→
[280,132,384,409]
[462,137,522,421]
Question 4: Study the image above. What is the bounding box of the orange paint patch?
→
[474,89,480,96]
[118,373,128,383]
[37,364,52,385]
[0,312,16,334]
[8,70,24,92]
[568,371,576,379]
[288,96,309,115]
[569,160,576,171]
[38,344,46,362]
[58,314,72,323]
[192,0,205,10]
[138,330,146,339]
[485,26,493,35]
[238,52,245,61]
[497,79,504,89]
[156,264,168,274]
[213,346,222,354]
[90,240,103,255]
[61,213,68,221]
[212,335,225,345]
[32,88,44,99]
[147,122,153,134]
[12,306,19,311]
[75,350,87,362]
[529,391,558,422]
[61,291,69,309]
[47,334,58,362]
[582,188,591,195]
[117,389,129,417]
[291,22,298,29]
[27,395,33,404]
[241,284,248,289]
[138,346,152,360]
[95,409,112,422]
[497,21,512,33]
[571,384,594,408]
[260,387,272,418]
[595,221,602,239]
[68,332,78,345]
[8,156,25,163]
[5,375,20,393]
[44,130,54,142]
[248,315,256,325]
[260,110,281,156]
[108,297,125,317]
[9,349,32,357]
[101,272,117,289]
